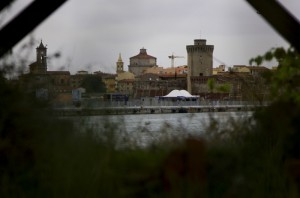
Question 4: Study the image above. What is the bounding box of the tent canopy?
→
[162,89,199,98]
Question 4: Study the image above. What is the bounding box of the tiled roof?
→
[130,48,156,59]
[159,74,187,78]
[118,79,135,83]
[102,74,117,79]
[247,66,270,70]
[47,71,70,75]
[130,53,156,59]
[29,62,37,67]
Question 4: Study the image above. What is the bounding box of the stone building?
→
[101,74,117,93]
[117,79,135,95]
[142,66,165,75]
[190,65,271,101]
[187,39,214,77]
[133,72,187,98]
[128,48,157,76]
[143,65,188,76]
[190,76,231,100]
[186,39,214,93]
[19,40,73,103]
[47,71,71,93]
[70,72,87,88]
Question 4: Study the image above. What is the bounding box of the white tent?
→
[162,89,199,98]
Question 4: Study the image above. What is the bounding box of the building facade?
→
[213,65,226,75]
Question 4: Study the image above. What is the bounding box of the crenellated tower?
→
[186,39,214,76]
[186,39,214,92]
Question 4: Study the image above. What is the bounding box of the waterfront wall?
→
[51,98,267,116]
[53,97,269,109]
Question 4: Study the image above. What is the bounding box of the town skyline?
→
[4,0,300,74]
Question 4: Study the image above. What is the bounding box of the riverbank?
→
[51,105,258,116]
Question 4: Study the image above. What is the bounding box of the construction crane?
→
[168,53,184,68]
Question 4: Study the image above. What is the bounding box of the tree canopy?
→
[81,75,106,93]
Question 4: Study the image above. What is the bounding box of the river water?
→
[66,111,253,147]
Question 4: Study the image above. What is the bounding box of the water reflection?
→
[66,111,252,147]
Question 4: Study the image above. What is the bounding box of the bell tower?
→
[116,53,124,73]
[36,40,47,73]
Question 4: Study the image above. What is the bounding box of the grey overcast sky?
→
[2,0,300,74]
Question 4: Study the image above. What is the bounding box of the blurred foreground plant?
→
[250,47,300,102]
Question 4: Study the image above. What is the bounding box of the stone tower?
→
[186,39,214,92]
[116,53,124,73]
[30,40,47,74]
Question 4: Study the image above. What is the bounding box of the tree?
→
[251,47,300,102]
[216,83,231,93]
[81,75,106,93]
[207,78,215,93]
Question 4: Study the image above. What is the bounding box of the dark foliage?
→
[81,75,106,93]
